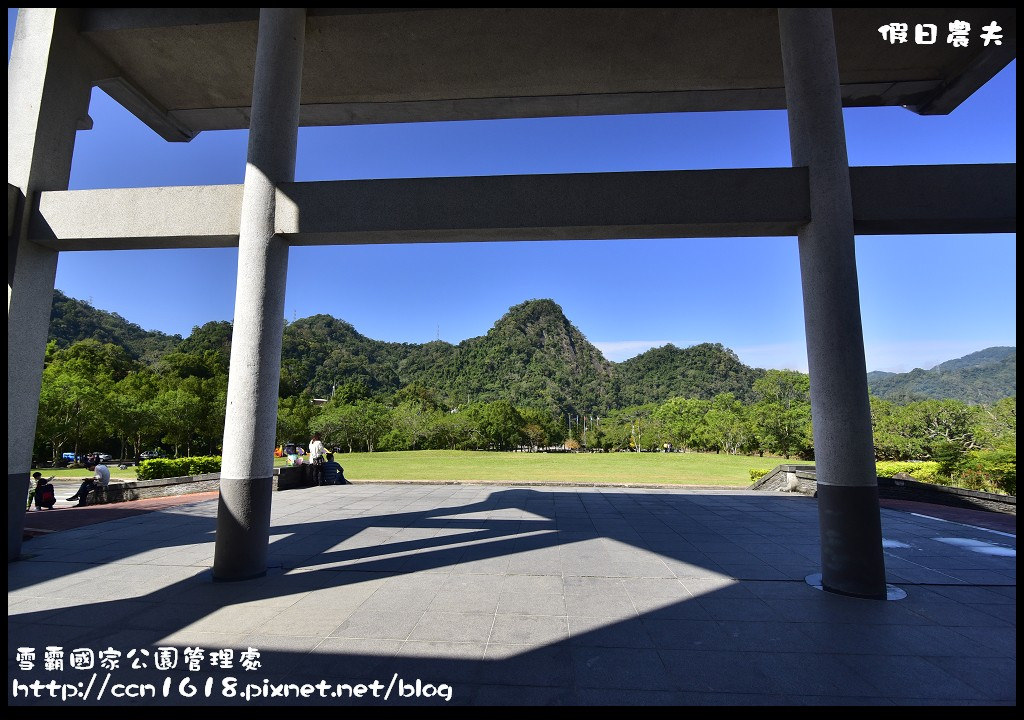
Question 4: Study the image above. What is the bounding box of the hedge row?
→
[137,456,222,481]
[875,461,941,483]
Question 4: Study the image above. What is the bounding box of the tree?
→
[751,370,812,459]
[109,370,162,460]
[704,393,754,455]
[277,395,323,447]
[654,397,711,451]
[476,400,524,451]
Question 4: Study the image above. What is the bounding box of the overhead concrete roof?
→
[75,8,1017,141]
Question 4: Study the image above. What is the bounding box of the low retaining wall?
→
[80,465,329,506]
[87,473,221,505]
[749,465,1016,515]
[748,465,817,495]
[274,465,315,491]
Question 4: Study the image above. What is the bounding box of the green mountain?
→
[867,347,1016,404]
[617,342,765,406]
[48,289,182,364]
[90,292,1024,414]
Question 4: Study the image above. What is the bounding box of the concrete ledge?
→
[749,465,1016,515]
[83,473,221,505]
[273,465,315,491]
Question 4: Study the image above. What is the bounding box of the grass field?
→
[328,450,782,486]
[35,450,788,486]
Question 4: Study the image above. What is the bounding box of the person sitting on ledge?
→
[321,453,350,485]
[67,461,110,507]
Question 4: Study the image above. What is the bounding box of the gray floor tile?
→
[329,610,424,640]
[571,646,671,690]
[838,654,992,701]
[922,655,1017,702]
[407,612,495,643]
[569,616,655,648]
[489,615,569,644]
[496,592,566,616]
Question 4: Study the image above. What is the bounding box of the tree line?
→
[34,339,1015,471]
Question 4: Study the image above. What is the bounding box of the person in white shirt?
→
[309,433,326,486]
[67,462,110,507]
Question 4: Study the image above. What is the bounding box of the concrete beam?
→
[30,164,1014,251]
[851,164,1017,235]
[32,185,244,250]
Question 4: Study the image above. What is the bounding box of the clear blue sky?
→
[9,9,1016,373]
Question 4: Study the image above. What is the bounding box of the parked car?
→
[92,452,113,463]
[140,450,161,460]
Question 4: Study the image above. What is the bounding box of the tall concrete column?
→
[213,8,306,580]
[778,8,887,598]
[8,9,93,561]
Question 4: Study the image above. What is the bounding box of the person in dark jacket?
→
[31,472,56,510]
[321,453,350,485]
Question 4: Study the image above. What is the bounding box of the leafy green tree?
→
[110,370,162,460]
[912,399,985,456]
[276,395,323,446]
[654,397,711,451]
[705,393,754,455]
[476,400,525,451]
[751,370,812,459]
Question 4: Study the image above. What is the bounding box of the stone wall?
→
[86,473,221,505]
[79,465,328,506]
[748,465,1016,515]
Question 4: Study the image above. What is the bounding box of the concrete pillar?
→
[778,8,887,598]
[213,8,306,580]
[8,9,93,561]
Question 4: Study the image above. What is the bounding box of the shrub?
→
[875,461,941,483]
[137,456,221,481]
[932,441,966,477]
[748,468,773,481]
[952,450,1016,496]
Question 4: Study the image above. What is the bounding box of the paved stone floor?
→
[8,484,1016,706]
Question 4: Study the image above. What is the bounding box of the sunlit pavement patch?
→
[882,539,910,549]
[934,537,1016,557]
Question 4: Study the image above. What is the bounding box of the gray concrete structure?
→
[779,9,885,598]
[6,8,1016,594]
[27,164,1016,251]
[7,9,94,561]
[214,8,306,581]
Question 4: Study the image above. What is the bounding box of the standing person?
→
[309,432,326,486]
[67,461,110,507]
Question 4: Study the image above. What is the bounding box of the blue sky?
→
[9,9,1017,372]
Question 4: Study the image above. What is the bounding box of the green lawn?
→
[328,449,785,486]
[36,450,788,486]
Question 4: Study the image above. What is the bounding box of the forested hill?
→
[617,343,765,405]
[867,347,1016,404]
[48,290,182,364]
[51,291,1012,412]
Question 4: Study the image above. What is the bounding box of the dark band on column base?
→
[816,482,888,600]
